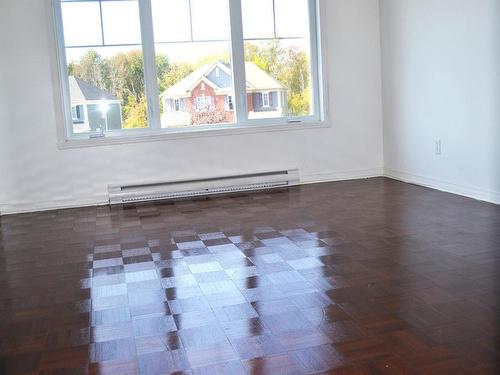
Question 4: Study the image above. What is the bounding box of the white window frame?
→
[173,99,180,112]
[52,0,328,146]
[71,106,78,121]
[262,92,270,108]
[196,95,212,111]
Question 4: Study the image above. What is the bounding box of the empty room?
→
[0,0,499,374]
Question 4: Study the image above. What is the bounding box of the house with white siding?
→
[68,76,122,133]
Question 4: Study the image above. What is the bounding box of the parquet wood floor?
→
[0,178,499,374]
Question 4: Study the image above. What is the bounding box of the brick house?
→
[160,61,288,127]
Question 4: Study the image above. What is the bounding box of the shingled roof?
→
[161,61,286,99]
[68,76,119,102]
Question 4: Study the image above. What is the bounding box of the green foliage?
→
[196,52,231,66]
[123,94,147,129]
[156,54,171,93]
[245,40,285,77]
[68,40,311,127]
[69,50,170,127]
[68,50,110,90]
[107,51,144,103]
[162,62,195,90]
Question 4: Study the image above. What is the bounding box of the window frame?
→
[52,0,328,145]
[173,99,181,112]
[262,92,270,108]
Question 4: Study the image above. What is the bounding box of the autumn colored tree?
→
[123,94,148,128]
[68,41,311,129]
[161,62,195,90]
[68,50,110,90]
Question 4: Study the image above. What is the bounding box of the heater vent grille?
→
[109,169,299,205]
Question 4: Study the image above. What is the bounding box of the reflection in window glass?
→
[61,0,148,133]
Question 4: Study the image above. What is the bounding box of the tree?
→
[162,62,195,89]
[68,50,110,90]
[123,94,147,129]
[156,54,170,93]
[107,51,145,104]
[196,52,231,66]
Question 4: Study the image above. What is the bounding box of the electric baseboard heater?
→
[108,169,300,205]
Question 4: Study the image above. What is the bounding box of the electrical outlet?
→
[435,140,442,155]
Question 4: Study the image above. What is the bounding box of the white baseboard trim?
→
[385,169,500,205]
[301,168,384,185]
[0,168,385,216]
[2,167,496,215]
[0,196,109,216]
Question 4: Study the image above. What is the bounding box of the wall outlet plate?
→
[435,140,442,155]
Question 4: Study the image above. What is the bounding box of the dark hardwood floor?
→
[1,177,499,374]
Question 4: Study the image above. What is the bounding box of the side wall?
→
[0,0,384,214]
[380,0,500,203]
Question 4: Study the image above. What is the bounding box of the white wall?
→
[0,0,384,214]
[380,0,500,203]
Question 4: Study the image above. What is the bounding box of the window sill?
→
[57,120,330,150]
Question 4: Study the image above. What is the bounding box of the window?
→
[196,96,213,111]
[262,92,270,107]
[54,0,323,140]
[71,105,85,125]
[226,95,234,111]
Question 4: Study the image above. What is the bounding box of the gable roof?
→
[243,63,286,91]
[69,76,119,102]
[161,61,286,99]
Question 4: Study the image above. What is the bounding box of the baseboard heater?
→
[108,169,300,205]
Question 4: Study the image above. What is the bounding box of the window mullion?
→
[228,0,248,123]
[138,0,161,130]
[308,0,321,120]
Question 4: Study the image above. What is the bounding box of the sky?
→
[62,0,309,63]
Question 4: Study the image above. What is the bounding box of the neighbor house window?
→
[196,96,212,111]
[226,95,234,111]
[71,104,85,123]
[54,0,323,140]
[262,92,270,107]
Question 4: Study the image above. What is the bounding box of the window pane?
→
[275,0,309,38]
[61,1,102,46]
[244,0,313,119]
[191,0,230,41]
[101,1,142,45]
[152,1,234,128]
[242,0,274,39]
[151,0,191,42]
[61,1,148,134]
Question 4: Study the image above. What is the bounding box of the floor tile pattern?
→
[0,178,499,374]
